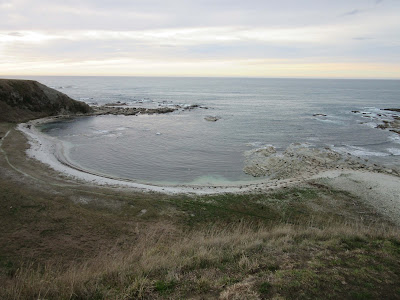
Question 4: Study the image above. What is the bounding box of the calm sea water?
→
[13,76,400,185]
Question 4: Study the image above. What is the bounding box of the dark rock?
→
[104,102,127,106]
[92,105,177,116]
[382,108,400,113]
[183,104,200,110]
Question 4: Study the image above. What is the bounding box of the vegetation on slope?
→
[0,79,91,122]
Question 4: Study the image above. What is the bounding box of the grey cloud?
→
[8,31,23,36]
[342,9,362,16]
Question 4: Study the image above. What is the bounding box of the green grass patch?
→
[154,280,176,294]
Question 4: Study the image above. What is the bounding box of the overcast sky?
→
[1,0,399,78]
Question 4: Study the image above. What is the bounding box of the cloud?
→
[0,1,389,31]
[0,0,399,77]
[7,31,23,37]
[342,9,363,16]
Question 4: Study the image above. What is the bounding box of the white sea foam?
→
[306,137,320,142]
[363,122,379,129]
[94,129,110,134]
[288,142,314,149]
[389,135,400,144]
[314,118,344,125]
[387,148,400,156]
[332,145,389,157]
[246,142,265,147]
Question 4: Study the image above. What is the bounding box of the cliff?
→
[0,79,92,122]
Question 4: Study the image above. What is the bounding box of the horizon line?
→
[1,75,399,81]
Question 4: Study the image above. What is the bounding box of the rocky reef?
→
[243,143,395,179]
[0,79,92,122]
[376,109,400,135]
[351,108,400,135]
[91,105,177,116]
[90,102,206,116]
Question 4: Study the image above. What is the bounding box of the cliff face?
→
[0,79,92,122]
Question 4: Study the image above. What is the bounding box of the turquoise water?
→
[18,76,400,185]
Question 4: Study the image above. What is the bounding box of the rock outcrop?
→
[92,105,177,116]
[243,143,394,179]
[0,79,92,122]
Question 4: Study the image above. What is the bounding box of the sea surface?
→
[11,76,400,185]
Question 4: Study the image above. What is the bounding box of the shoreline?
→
[14,116,346,195]
[17,117,281,195]
[15,116,400,197]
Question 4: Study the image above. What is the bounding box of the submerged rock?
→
[204,116,221,122]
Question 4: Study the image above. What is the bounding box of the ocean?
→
[12,76,400,185]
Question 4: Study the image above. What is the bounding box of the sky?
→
[0,0,399,78]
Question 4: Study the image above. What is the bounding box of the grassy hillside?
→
[0,79,91,122]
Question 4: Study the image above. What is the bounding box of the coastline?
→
[17,117,279,195]
[14,116,335,195]
[16,116,400,201]
[11,114,400,225]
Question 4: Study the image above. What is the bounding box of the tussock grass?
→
[2,222,400,299]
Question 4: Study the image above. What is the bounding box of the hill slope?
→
[0,79,91,122]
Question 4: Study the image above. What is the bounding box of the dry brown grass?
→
[2,222,400,299]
